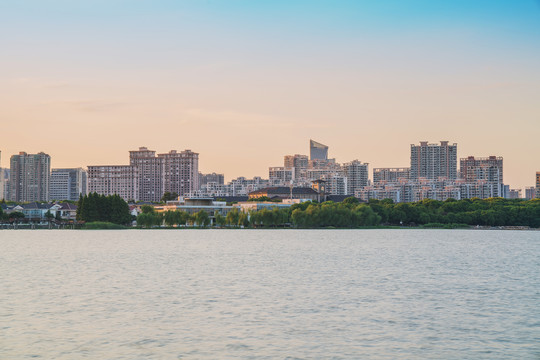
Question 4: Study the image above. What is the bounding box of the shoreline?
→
[1,225,537,231]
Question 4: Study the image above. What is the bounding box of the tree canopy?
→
[77,193,131,225]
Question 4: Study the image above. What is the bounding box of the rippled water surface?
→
[1,229,539,359]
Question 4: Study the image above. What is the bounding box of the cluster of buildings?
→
[0,202,78,223]
[88,147,199,202]
[0,141,539,205]
[356,143,517,202]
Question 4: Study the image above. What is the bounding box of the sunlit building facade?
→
[87,165,138,201]
[410,141,457,180]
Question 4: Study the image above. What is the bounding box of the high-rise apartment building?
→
[0,168,9,201]
[460,156,503,183]
[373,168,410,184]
[310,140,328,161]
[158,149,199,197]
[129,147,163,202]
[50,168,87,201]
[342,160,369,195]
[410,141,457,180]
[0,150,8,200]
[87,165,138,201]
[284,154,308,179]
[9,152,51,202]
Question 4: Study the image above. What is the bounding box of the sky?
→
[1,0,539,189]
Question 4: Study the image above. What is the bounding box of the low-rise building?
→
[234,201,296,213]
[525,187,536,200]
[248,187,319,201]
[153,198,234,224]
[373,168,410,184]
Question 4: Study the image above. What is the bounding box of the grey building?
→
[525,186,535,200]
[199,172,225,187]
[0,167,9,201]
[310,139,328,161]
[9,152,51,202]
[342,160,369,195]
[410,141,457,180]
[50,168,87,201]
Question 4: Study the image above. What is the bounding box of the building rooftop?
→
[249,187,319,196]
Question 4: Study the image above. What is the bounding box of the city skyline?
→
[1,1,539,189]
[1,138,537,190]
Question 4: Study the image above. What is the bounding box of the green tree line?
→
[133,197,540,229]
[76,193,132,225]
[367,197,540,227]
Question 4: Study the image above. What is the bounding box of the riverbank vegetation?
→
[83,221,128,230]
[4,196,538,229]
[368,197,540,228]
[133,197,540,229]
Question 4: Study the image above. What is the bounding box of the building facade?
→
[460,156,503,183]
[269,167,294,185]
[129,147,163,202]
[199,172,225,187]
[525,186,536,200]
[373,167,410,184]
[284,154,308,179]
[506,188,522,199]
[88,147,199,202]
[9,152,51,202]
[159,149,199,197]
[0,167,9,201]
[342,160,369,195]
[87,165,138,201]
[50,168,87,201]
[356,178,504,203]
[536,172,540,199]
[410,141,457,180]
[310,139,328,160]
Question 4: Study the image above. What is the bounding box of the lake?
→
[1,229,539,359]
